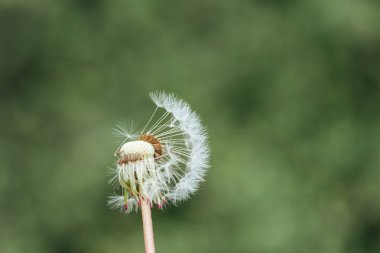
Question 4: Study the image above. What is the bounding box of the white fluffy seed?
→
[119,141,155,158]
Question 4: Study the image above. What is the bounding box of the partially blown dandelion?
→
[108,92,210,252]
[109,91,210,212]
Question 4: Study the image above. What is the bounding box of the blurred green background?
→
[1,0,380,252]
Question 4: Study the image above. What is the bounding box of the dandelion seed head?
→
[108,91,210,213]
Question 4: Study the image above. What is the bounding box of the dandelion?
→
[108,91,210,253]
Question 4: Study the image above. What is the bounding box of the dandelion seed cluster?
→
[108,92,210,213]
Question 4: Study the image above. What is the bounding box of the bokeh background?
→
[1,1,380,252]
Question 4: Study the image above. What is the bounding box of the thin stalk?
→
[141,200,155,253]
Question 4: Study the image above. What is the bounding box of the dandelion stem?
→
[141,200,155,253]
